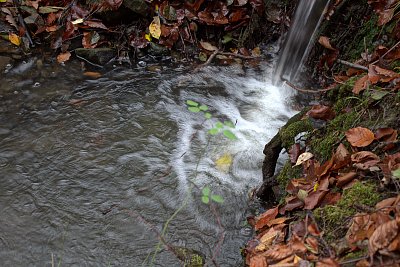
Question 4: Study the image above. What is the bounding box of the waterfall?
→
[273,0,330,84]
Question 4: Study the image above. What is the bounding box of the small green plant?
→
[186,99,237,140]
[201,186,224,204]
[186,100,212,119]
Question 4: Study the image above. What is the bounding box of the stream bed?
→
[0,59,296,266]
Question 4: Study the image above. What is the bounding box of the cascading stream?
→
[273,0,330,84]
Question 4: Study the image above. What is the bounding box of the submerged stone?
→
[75,48,116,66]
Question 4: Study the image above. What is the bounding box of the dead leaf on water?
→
[8,32,21,46]
[215,153,232,172]
[83,71,102,79]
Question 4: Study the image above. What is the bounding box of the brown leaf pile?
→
[245,124,400,266]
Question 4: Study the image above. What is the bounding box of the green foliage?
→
[223,129,237,140]
[201,186,224,204]
[208,128,219,135]
[186,100,199,107]
[199,105,208,111]
[314,181,381,241]
[393,168,400,179]
[204,112,212,119]
[188,106,200,112]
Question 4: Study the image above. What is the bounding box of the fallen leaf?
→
[345,127,375,147]
[307,105,336,121]
[306,236,319,254]
[249,255,267,267]
[57,51,71,63]
[318,36,336,51]
[149,16,161,39]
[378,8,395,26]
[375,128,397,142]
[200,41,218,51]
[369,217,400,255]
[331,143,351,170]
[295,152,314,166]
[83,71,101,78]
[8,32,21,46]
[304,190,328,210]
[351,151,380,170]
[280,197,304,214]
[337,172,358,187]
[267,217,288,227]
[215,153,232,172]
[289,143,302,164]
[352,75,369,94]
[255,206,279,230]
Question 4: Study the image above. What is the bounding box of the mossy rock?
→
[276,161,302,189]
[314,181,381,242]
[279,110,313,149]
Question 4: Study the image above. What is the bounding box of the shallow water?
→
[0,59,296,266]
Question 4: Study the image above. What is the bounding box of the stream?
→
[0,58,296,266]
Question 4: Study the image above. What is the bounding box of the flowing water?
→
[273,0,330,84]
[0,58,296,266]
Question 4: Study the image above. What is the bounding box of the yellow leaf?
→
[9,32,21,46]
[149,16,161,39]
[0,0,7,2]
[145,33,152,41]
[313,182,319,191]
[215,153,232,172]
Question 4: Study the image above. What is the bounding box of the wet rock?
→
[75,48,116,66]
[123,0,149,16]
[0,55,12,71]
[147,42,170,57]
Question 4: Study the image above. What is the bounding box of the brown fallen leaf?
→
[289,143,302,164]
[336,172,358,187]
[318,36,337,51]
[304,189,328,210]
[351,151,380,170]
[369,217,400,255]
[331,143,351,171]
[280,197,304,214]
[306,236,319,254]
[352,75,369,94]
[199,41,218,51]
[84,71,102,79]
[255,206,279,230]
[57,51,71,64]
[375,128,398,142]
[267,217,289,227]
[249,255,267,267]
[319,192,341,207]
[307,105,336,121]
[345,127,375,147]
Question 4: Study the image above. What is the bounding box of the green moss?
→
[342,248,368,261]
[276,161,302,189]
[175,247,204,267]
[345,14,380,61]
[279,119,313,148]
[314,181,381,242]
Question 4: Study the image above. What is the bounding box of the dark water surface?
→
[0,59,295,266]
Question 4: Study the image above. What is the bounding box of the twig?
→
[336,59,368,71]
[284,80,335,94]
[75,54,104,68]
[193,49,219,72]
[372,39,400,65]
[217,51,257,59]
[339,255,368,265]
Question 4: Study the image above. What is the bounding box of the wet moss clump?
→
[175,247,205,267]
[279,119,313,148]
[314,181,381,242]
[276,161,303,189]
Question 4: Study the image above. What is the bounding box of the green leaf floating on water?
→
[211,194,224,203]
[188,106,200,112]
[199,104,208,111]
[216,121,224,129]
[224,120,235,128]
[204,112,212,119]
[208,128,219,135]
[223,129,237,140]
[202,186,210,196]
[201,196,209,204]
[186,100,199,107]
